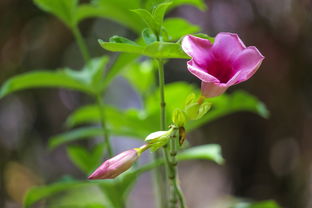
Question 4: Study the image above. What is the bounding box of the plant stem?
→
[72,26,90,63]
[96,94,113,158]
[156,59,179,207]
[153,58,169,208]
[169,133,186,208]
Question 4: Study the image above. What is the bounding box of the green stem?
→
[157,58,187,208]
[96,94,113,158]
[169,134,186,208]
[157,59,179,207]
[72,26,90,63]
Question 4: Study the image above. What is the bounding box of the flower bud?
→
[172,108,187,127]
[88,149,139,180]
[145,130,172,152]
[184,102,200,120]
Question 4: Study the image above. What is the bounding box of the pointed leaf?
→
[132,9,159,34]
[163,18,200,41]
[49,127,103,149]
[33,0,78,27]
[0,71,94,98]
[152,2,172,26]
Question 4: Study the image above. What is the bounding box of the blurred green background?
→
[1,0,312,207]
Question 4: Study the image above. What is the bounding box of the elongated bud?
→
[172,108,186,127]
[88,149,139,180]
[145,130,173,152]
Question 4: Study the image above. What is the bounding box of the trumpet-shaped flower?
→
[182,33,264,97]
[88,149,139,180]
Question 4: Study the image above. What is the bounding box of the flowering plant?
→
[0,0,280,208]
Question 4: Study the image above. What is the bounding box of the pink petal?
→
[232,46,265,83]
[201,82,228,98]
[212,32,246,61]
[187,60,220,83]
[182,35,213,66]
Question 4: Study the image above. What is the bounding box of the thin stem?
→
[157,59,180,207]
[169,134,186,208]
[72,26,90,63]
[157,59,166,130]
[96,94,113,158]
[152,58,170,208]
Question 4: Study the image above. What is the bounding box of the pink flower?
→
[88,149,139,180]
[182,33,264,97]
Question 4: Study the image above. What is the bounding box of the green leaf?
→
[24,181,84,208]
[0,56,109,98]
[99,40,145,54]
[49,127,103,149]
[145,82,268,131]
[169,0,207,11]
[33,0,78,27]
[144,41,189,58]
[101,53,139,90]
[66,105,155,138]
[122,60,155,94]
[23,180,113,208]
[186,90,270,131]
[132,9,159,34]
[127,144,223,178]
[152,2,172,26]
[232,200,281,208]
[193,33,215,43]
[177,144,224,164]
[99,39,189,59]
[146,82,197,125]
[142,28,157,44]
[76,0,144,32]
[0,71,94,98]
[163,18,200,41]
[109,36,138,45]
[67,144,104,174]
[114,143,223,202]
[65,56,109,90]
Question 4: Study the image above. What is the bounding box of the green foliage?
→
[76,1,143,32]
[232,200,281,208]
[49,127,103,149]
[101,53,139,91]
[169,0,207,11]
[144,0,206,11]
[142,28,158,44]
[33,0,78,27]
[132,9,160,34]
[0,56,109,98]
[99,38,189,59]
[193,33,215,43]
[67,144,105,174]
[121,60,155,94]
[23,180,114,208]
[23,143,222,208]
[0,71,92,97]
[152,2,172,28]
[66,105,155,138]
[163,18,200,41]
[187,90,270,131]
[177,144,224,164]
[24,180,83,208]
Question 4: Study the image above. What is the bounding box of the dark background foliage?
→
[1,0,312,207]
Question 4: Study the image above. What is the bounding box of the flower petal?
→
[187,60,220,83]
[232,46,264,83]
[182,35,213,66]
[212,32,246,61]
[201,82,228,98]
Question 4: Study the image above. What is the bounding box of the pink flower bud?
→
[88,149,139,180]
[182,33,264,98]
